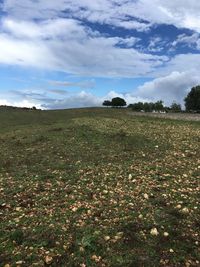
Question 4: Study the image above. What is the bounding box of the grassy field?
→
[0,108,199,267]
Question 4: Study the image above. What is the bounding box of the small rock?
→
[15,207,21,211]
[128,174,132,179]
[104,235,110,241]
[16,261,23,265]
[79,246,85,252]
[181,207,189,214]
[45,255,53,265]
[150,228,159,236]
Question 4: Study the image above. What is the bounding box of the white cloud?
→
[0,33,54,68]
[0,1,200,78]
[42,90,149,110]
[158,53,200,76]
[0,0,200,109]
[0,98,43,109]
[172,33,200,49]
[2,18,85,40]
[3,0,200,32]
[135,71,200,105]
[42,91,101,109]
[0,88,148,110]
[0,17,167,77]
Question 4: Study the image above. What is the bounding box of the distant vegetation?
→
[128,100,165,112]
[0,105,38,111]
[184,85,200,112]
[103,85,200,113]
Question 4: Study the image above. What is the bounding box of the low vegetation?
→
[0,108,199,266]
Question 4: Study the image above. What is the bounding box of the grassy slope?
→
[0,108,199,267]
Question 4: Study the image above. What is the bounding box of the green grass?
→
[0,108,199,267]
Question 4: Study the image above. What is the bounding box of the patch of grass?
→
[10,229,24,245]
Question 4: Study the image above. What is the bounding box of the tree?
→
[185,86,200,112]
[111,97,126,107]
[102,100,112,107]
[130,102,144,111]
[143,102,156,112]
[129,101,166,112]
[154,100,164,111]
[170,102,182,112]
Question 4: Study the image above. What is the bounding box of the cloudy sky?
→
[0,0,200,109]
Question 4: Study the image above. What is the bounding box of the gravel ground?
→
[128,111,200,121]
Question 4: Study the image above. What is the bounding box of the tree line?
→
[0,105,38,111]
[103,85,200,112]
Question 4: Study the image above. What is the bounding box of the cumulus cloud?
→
[0,16,167,77]
[135,71,200,106]
[158,53,200,76]
[0,88,149,110]
[42,91,101,109]
[41,90,149,110]
[3,0,200,32]
[0,98,44,109]
[0,1,200,78]
[0,0,200,109]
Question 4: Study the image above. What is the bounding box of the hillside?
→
[0,108,199,267]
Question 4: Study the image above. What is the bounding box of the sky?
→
[0,0,200,109]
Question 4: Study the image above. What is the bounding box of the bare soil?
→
[128,111,200,121]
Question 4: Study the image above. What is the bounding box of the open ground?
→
[0,108,199,267]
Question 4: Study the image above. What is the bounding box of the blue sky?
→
[0,0,200,109]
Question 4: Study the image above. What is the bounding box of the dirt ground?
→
[128,111,200,121]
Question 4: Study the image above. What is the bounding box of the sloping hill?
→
[0,108,199,266]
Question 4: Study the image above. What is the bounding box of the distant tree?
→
[154,100,164,111]
[127,104,133,108]
[184,86,200,112]
[170,102,182,112]
[102,100,112,107]
[111,97,126,107]
[129,100,165,112]
[143,102,152,112]
[143,102,157,112]
[130,102,144,111]
[32,106,37,110]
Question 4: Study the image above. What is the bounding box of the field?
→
[0,108,199,267]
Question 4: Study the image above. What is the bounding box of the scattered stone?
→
[181,207,189,214]
[104,235,110,241]
[45,256,53,265]
[16,261,23,265]
[150,228,159,236]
